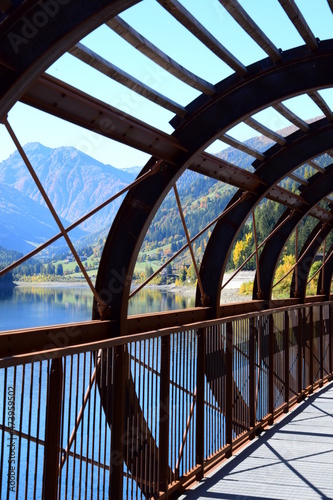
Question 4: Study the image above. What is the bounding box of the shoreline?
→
[14,271,254,291]
[13,271,254,304]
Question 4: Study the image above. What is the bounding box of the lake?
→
[0,284,196,332]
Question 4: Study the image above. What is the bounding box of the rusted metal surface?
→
[0,0,141,120]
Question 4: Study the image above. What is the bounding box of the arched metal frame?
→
[290,221,332,301]
[1,3,333,497]
[318,242,333,300]
[0,2,332,328]
[253,165,333,301]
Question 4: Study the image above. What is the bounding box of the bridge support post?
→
[43,358,63,500]
[249,317,256,436]
[284,311,290,411]
[268,314,274,425]
[196,328,205,480]
[159,336,170,494]
[297,309,304,401]
[320,305,324,385]
[225,322,233,458]
[110,345,125,500]
[309,307,314,392]
[328,304,333,380]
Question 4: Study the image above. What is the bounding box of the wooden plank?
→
[274,103,310,132]
[219,0,282,61]
[221,133,265,161]
[245,117,286,145]
[278,0,318,51]
[308,91,333,121]
[22,74,188,164]
[107,16,215,95]
[157,0,247,75]
[68,43,187,117]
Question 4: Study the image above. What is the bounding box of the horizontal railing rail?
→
[0,301,332,499]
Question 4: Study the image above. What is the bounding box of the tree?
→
[56,263,64,276]
[145,264,154,279]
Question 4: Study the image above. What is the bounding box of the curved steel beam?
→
[290,222,332,301]
[317,242,333,300]
[0,0,140,120]
[96,44,333,328]
[253,166,333,302]
[198,119,333,315]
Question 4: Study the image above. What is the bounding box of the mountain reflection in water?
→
[0,284,195,331]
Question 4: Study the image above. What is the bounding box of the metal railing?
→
[0,301,332,499]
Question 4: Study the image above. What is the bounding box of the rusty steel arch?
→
[94,47,333,328]
[1,2,333,497]
[253,165,333,301]
[289,221,332,301]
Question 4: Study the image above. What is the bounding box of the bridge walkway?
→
[181,383,333,500]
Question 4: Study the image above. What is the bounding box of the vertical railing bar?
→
[133,342,137,499]
[309,307,314,390]
[226,321,233,458]
[319,304,326,385]
[97,354,103,498]
[190,332,193,469]
[284,311,290,410]
[65,356,73,499]
[328,304,333,378]
[43,358,63,500]
[102,349,108,500]
[7,365,17,500]
[154,337,158,496]
[255,318,261,421]
[296,310,301,399]
[84,352,92,500]
[110,344,125,500]
[268,315,274,424]
[0,367,7,499]
[25,363,34,500]
[15,364,26,500]
[139,340,144,496]
[91,351,98,499]
[58,358,66,500]
[162,333,171,489]
[148,340,152,496]
[249,317,256,433]
[146,339,150,494]
[123,345,128,499]
[151,338,154,494]
[78,353,86,500]
[182,331,186,476]
[213,328,216,455]
[72,355,80,500]
[144,341,148,495]
[33,362,42,500]
[205,330,208,460]
[175,332,179,480]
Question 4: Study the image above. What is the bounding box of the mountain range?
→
[0,119,326,256]
[0,143,135,253]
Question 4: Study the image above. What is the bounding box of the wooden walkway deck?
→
[181,382,333,500]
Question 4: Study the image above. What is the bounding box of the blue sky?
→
[1,0,333,169]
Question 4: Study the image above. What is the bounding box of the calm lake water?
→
[0,284,195,331]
